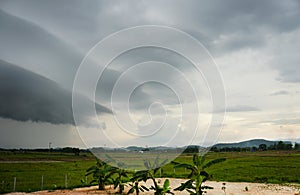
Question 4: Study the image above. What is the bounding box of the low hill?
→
[213,139,291,148]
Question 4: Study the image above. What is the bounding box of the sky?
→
[0,0,299,149]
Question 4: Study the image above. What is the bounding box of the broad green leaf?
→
[163,179,170,190]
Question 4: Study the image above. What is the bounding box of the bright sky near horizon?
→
[0,0,299,148]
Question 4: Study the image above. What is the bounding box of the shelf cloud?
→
[0,60,111,125]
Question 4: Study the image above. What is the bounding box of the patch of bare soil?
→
[7,178,300,195]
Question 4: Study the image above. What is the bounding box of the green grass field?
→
[0,150,299,193]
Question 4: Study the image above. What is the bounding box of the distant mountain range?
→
[212,139,293,149]
[91,139,297,152]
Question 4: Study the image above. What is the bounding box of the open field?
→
[168,151,300,183]
[0,150,300,193]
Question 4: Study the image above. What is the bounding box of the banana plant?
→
[85,159,117,190]
[103,154,132,194]
[112,162,131,194]
[128,157,173,195]
[172,154,226,195]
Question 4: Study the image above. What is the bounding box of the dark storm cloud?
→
[0,60,111,125]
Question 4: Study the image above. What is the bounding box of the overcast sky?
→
[0,0,299,148]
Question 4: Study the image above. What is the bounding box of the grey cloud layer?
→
[1,0,299,84]
[0,60,111,125]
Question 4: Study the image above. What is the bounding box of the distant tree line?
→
[183,146,199,153]
[210,141,299,152]
[267,141,294,150]
[0,147,90,156]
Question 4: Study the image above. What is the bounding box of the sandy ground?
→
[7,178,300,195]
